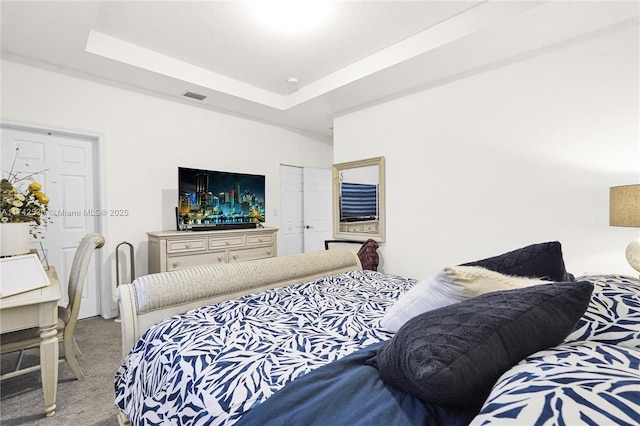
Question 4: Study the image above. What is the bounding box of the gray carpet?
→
[1,317,122,425]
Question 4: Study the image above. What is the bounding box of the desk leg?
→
[39,324,58,416]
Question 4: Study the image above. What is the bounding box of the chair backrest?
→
[324,239,364,251]
[324,239,380,271]
[66,233,105,322]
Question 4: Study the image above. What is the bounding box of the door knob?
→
[305,225,314,229]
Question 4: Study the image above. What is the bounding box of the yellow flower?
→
[16,193,26,201]
[35,191,50,205]
[12,200,23,207]
[29,181,42,192]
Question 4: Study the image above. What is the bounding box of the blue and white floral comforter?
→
[472,275,640,425]
[114,270,415,426]
[115,273,640,426]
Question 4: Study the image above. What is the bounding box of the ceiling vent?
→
[182,91,207,101]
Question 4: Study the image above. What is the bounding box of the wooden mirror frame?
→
[332,156,385,243]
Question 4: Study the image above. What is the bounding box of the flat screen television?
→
[178,167,265,230]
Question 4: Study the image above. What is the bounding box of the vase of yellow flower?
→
[1,148,50,256]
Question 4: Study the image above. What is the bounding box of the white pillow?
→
[380,266,550,332]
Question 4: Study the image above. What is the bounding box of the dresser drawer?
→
[148,227,278,273]
[209,236,244,249]
[229,246,275,263]
[166,238,207,253]
[361,223,378,232]
[247,234,274,246]
[166,252,226,271]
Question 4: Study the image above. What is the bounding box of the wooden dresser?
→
[147,227,278,273]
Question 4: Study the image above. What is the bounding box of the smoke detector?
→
[287,77,299,94]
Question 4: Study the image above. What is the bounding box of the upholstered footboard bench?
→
[117,249,362,357]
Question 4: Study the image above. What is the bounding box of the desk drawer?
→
[166,238,207,253]
[0,305,40,333]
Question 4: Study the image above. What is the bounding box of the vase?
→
[0,222,31,257]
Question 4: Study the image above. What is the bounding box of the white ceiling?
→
[1,1,638,143]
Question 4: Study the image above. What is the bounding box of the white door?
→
[302,167,332,252]
[1,127,101,319]
[279,165,332,256]
[279,165,304,256]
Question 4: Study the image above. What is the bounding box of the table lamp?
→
[610,184,640,273]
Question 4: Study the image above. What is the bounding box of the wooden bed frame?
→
[117,249,362,357]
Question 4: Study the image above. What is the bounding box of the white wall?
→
[1,60,333,317]
[335,23,640,280]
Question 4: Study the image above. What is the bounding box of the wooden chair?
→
[0,233,105,380]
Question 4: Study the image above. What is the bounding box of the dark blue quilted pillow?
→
[461,241,573,281]
[367,281,593,410]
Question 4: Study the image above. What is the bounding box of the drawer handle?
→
[172,261,179,268]
[258,238,263,242]
[225,241,230,245]
[218,256,224,262]
[185,243,191,249]
[232,255,237,259]
[266,250,271,255]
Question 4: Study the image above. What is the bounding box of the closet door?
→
[302,167,332,253]
[2,127,101,319]
[279,165,332,255]
[279,165,304,256]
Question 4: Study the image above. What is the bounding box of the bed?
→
[114,243,640,425]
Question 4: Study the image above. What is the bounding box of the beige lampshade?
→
[610,184,640,227]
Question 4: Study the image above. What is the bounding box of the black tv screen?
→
[178,167,265,229]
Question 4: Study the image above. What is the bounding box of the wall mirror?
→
[332,156,385,242]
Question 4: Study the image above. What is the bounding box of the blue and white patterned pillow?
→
[471,341,640,425]
[565,275,640,349]
[472,275,640,425]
